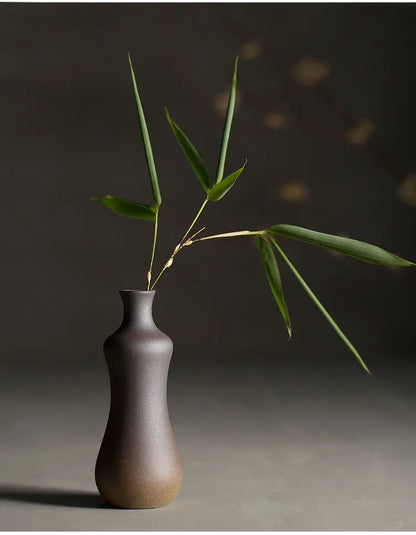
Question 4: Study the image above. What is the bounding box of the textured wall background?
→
[1,3,415,370]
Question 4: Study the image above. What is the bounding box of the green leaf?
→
[207,161,246,201]
[268,224,414,267]
[256,236,292,338]
[215,56,238,184]
[128,53,161,207]
[165,108,211,193]
[92,195,156,221]
[269,238,371,373]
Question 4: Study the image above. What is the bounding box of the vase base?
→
[96,478,183,510]
[101,492,180,509]
[104,501,173,510]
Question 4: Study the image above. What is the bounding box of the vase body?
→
[95,290,183,509]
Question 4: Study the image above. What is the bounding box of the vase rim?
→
[119,289,156,294]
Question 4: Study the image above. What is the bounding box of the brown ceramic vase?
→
[95,290,183,509]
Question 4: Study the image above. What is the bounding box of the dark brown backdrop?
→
[1,3,415,371]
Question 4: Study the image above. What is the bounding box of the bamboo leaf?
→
[128,53,161,207]
[255,236,292,339]
[268,224,414,267]
[215,57,238,184]
[92,195,156,221]
[207,161,246,201]
[269,238,371,373]
[165,108,211,192]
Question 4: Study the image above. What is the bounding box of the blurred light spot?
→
[346,119,374,146]
[213,90,242,116]
[214,92,229,114]
[240,41,263,60]
[277,181,309,202]
[398,173,416,207]
[292,57,330,86]
[263,111,290,130]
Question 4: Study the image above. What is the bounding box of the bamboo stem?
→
[146,208,159,290]
[150,197,209,290]
[190,229,264,244]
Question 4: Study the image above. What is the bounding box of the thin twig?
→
[146,208,159,290]
[190,230,264,244]
[150,197,209,289]
[183,226,206,246]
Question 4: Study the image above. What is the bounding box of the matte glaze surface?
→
[95,290,183,509]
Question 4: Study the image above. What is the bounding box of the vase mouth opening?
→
[119,289,156,294]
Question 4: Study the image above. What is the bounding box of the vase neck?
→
[119,290,156,329]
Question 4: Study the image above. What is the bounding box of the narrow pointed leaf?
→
[92,195,156,221]
[165,108,211,192]
[268,224,414,267]
[215,57,238,184]
[208,161,246,201]
[270,238,370,373]
[128,53,161,207]
[256,236,292,338]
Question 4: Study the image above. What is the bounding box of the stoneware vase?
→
[95,290,183,508]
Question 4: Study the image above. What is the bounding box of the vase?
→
[95,290,183,508]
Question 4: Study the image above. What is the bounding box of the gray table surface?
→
[1,356,416,531]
